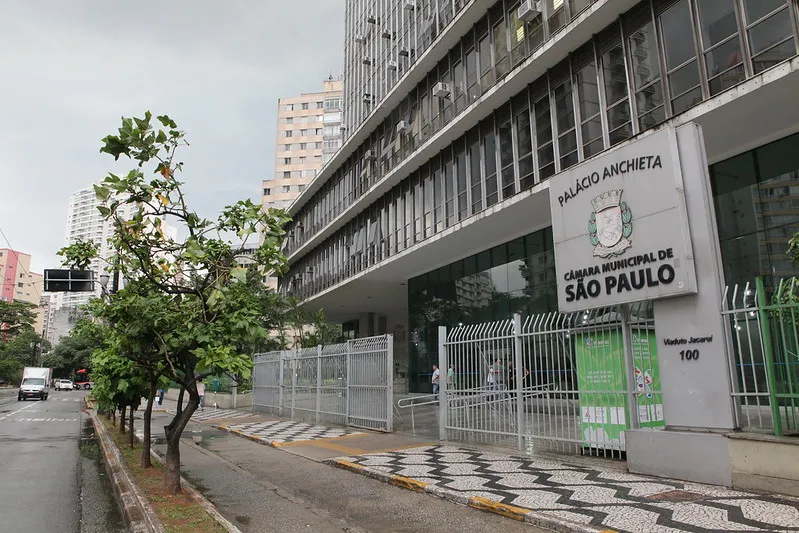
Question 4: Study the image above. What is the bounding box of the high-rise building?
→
[0,248,46,334]
[58,185,139,308]
[263,78,344,212]
[280,0,799,398]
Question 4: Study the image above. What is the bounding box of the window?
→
[493,18,509,78]
[444,153,455,227]
[284,104,294,111]
[478,32,492,88]
[516,107,534,190]
[455,148,468,221]
[498,118,515,198]
[316,101,324,108]
[285,130,293,137]
[466,46,478,102]
[742,0,796,74]
[301,102,309,110]
[283,144,293,151]
[282,186,291,193]
[483,129,498,207]
[300,143,307,150]
[468,136,482,213]
[316,128,323,135]
[283,158,291,165]
[298,184,306,191]
[659,0,702,115]
[628,21,665,130]
[696,0,745,95]
[535,95,555,180]
[576,63,604,158]
[547,0,566,33]
[554,80,578,169]
[300,129,308,136]
[283,171,291,179]
[601,43,632,146]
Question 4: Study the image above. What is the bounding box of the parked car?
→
[55,379,74,391]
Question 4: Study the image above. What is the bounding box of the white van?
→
[18,367,52,401]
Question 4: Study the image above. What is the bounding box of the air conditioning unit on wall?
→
[396,120,412,135]
[433,82,451,98]
[518,0,542,22]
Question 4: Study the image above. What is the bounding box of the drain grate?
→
[647,490,704,502]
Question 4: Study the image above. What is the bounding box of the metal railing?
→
[396,393,440,436]
[438,302,659,459]
[253,335,394,432]
[723,277,799,436]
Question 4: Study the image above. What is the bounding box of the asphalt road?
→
[0,389,125,533]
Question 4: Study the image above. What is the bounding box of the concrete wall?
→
[163,388,253,410]
[728,434,799,497]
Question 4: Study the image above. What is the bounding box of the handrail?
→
[397,393,440,409]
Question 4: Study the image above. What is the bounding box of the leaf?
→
[157,194,170,206]
[231,267,248,283]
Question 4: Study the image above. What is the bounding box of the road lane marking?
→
[16,418,78,422]
[0,401,39,421]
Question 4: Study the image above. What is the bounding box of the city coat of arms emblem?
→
[588,189,632,258]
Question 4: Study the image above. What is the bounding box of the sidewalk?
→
[155,400,799,533]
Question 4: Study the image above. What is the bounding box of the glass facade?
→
[711,132,799,288]
[405,132,799,392]
[283,0,798,301]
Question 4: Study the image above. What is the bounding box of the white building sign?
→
[549,127,698,312]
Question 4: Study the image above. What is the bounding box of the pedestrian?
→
[156,388,165,406]
[197,379,206,411]
[488,358,504,390]
[431,364,440,401]
[447,364,456,391]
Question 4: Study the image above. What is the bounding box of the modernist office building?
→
[282,0,799,392]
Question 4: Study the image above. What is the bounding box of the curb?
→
[327,458,616,533]
[214,424,286,448]
[89,410,164,533]
[147,448,242,533]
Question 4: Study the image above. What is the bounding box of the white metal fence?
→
[722,278,799,436]
[438,303,660,458]
[253,335,393,432]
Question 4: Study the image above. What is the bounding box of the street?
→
[0,389,125,533]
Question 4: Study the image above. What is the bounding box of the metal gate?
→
[253,334,393,432]
[438,303,659,458]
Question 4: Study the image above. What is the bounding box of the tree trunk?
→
[163,393,198,494]
[142,384,156,468]
[120,405,126,434]
[128,406,135,448]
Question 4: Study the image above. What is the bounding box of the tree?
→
[60,112,289,493]
[44,317,103,378]
[0,300,37,342]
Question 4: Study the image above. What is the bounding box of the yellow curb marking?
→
[468,496,529,521]
[390,475,429,492]
[335,459,367,471]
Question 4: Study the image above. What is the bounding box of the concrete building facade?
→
[0,248,45,334]
[263,78,345,212]
[282,0,799,398]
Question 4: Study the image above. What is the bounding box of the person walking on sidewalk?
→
[197,378,206,411]
[447,364,456,392]
[431,364,440,402]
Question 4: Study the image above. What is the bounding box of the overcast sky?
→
[0,0,345,274]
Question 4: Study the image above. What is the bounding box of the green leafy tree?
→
[0,300,37,341]
[60,112,289,493]
[44,317,103,378]
[0,329,49,383]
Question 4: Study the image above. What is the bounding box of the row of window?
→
[279,115,325,124]
[288,0,798,259]
[344,0,468,132]
[263,184,307,196]
[278,128,325,138]
[282,101,326,112]
[280,142,325,152]
[281,156,324,165]
[282,0,798,300]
